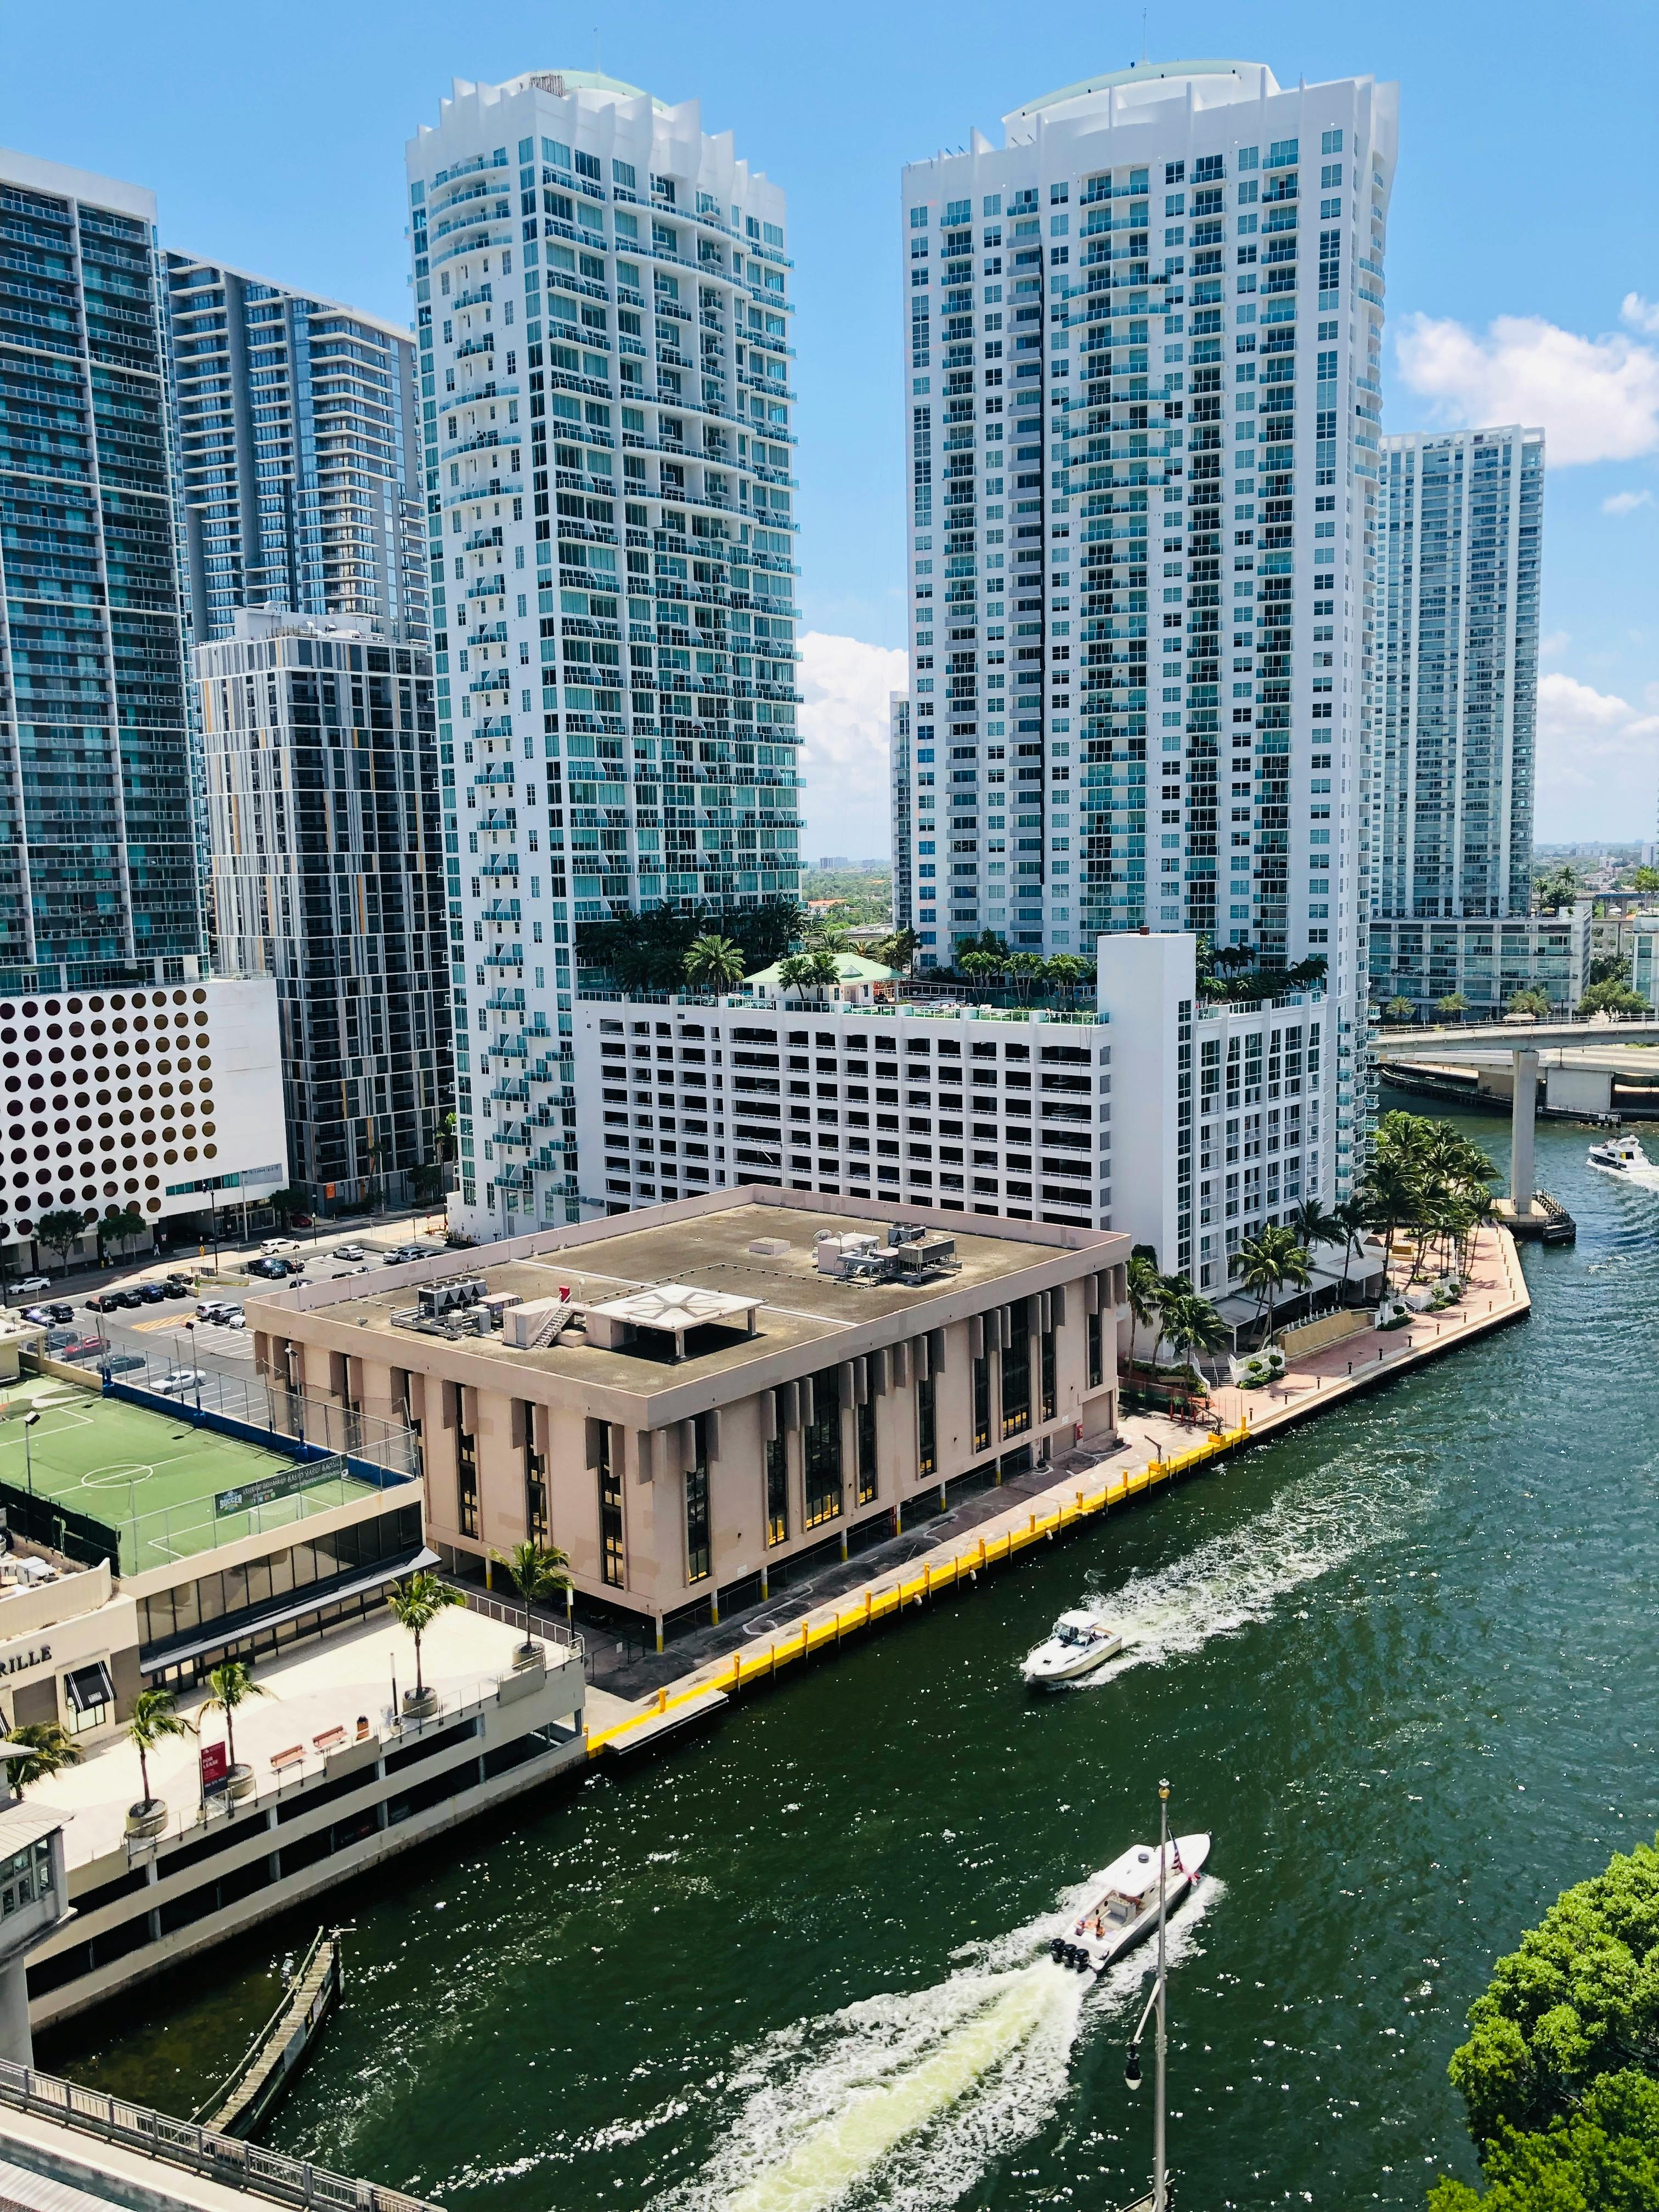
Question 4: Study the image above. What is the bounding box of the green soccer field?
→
[0,1378,377,1575]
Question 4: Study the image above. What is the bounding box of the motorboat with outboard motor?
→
[1049,1831,1211,1974]
[1020,1610,1124,1687]
[1587,1131,1659,1187]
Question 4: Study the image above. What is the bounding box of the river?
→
[48,1102,1659,2212]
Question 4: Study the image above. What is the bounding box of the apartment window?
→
[972,1354,991,1453]
[803,1371,843,1528]
[685,1435,711,1585]
[856,1399,878,1506]
[524,1415,548,1547]
[765,1434,788,1546]
[917,1372,937,1479]
[1087,1309,1104,1390]
[597,1426,624,1587]
[1001,1316,1032,1438]
[1040,1326,1057,1423]
[457,1429,479,1539]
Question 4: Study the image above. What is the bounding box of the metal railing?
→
[455,1583,586,1663]
[0,2057,438,2212]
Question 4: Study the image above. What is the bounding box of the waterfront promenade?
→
[584,1224,1530,1750]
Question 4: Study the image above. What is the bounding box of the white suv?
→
[261,1238,300,1255]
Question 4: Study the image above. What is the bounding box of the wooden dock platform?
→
[193,1928,342,2140]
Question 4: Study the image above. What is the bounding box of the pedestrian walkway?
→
[583,1225,1530,1754]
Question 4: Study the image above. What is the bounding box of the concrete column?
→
[0,1955,32,2066]
[1511,1050,1538,1215]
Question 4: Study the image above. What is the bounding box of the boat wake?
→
[661,1878,1223,2212]
[1058,1460,1417,1688]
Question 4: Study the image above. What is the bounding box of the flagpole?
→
[1154,1778,1169,2212]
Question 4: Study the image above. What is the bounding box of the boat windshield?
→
[1056,1621,1094,1646]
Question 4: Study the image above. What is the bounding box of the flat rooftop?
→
[258,1202,1086,1389]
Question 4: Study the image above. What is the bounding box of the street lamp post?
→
[19,1413,39,1526]
[1122,1779,1173,2212]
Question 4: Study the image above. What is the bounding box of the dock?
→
[192,1928,342,2140]
[584,1223,1531,1756]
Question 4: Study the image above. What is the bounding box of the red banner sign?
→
[200,1740,229,1793]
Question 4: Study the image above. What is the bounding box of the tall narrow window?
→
[1040,1327,1057,1422]
[457,1429,479,1538]
[765,1433,788,1545]
[685,1432,711,1584]
[597,1424,624,1587]
[524,1408,548,1544]
[1087,1309,1104,1390]
[917,1372,936,1477]
[1001,1318,1031,1438]
[803,1369,843,1527]
[856,1398,877,1505]
[972,1353,990,1453]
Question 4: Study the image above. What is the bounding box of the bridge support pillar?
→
[1511,1049,1538,1216]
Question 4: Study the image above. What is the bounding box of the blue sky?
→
[6,0,1657,862]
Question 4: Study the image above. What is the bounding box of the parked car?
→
[113,1289,144,1310]
[101,1353,144,1375]
[289,1214,313,1228]
[261,1238,300,1255]
[20,1306,49,1325]
[7,1277,49,1296]
[157,1368,205,1393]
[335,1262,369,1276]
[64,1335,103,1358]
[162,1278,193,1299]
[334,1244,365,1261]
[46,1303,72,1325]
[84,1294,117,1314]
[138,1282,167,1304]
[248,1257,291,1280]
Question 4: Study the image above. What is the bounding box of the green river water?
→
[48,1103,1659,2212]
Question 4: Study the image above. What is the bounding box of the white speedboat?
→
[1020,1610,1124,1688]
[1049,1832,1211,1974]
[1587,1131,1659,1186]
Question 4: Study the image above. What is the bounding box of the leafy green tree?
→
[1436,992,1470,1022]
[1581,979,1649,1017]
[268,1185,312,1221]
[35,1209,87,1276]
[1329,1194,1372,1298]
[1147,1271,1192,1373]
[1384,995,1417,1024]
[1158,1285,1229,1382]
[1532,862,1584,914]
[683,932,748,991]
[3,1723,82,1791]
[1428,1838,1659,2209]
[1006,950,1045,1002]
[1506,986,1551,1018]
[1229,1226,1311,1344]
[876,927,918,975]
[411,1160,445,1203]
[97,1205,148,1257]
[777,950,840,996]
[1589,953,1633,990]
[1632,866,1659,896]
[1044,953,1092,1000]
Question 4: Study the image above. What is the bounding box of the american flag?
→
[1170,1836,1184,1876]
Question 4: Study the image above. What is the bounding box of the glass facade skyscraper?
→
[162,254,428,648]
[0,148,199,990]
[407,69,801,1234]
[899,60,1397,1207]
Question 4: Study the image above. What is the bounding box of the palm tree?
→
[1329,1194,1370,1300]
[1006,951,1045,1003]
[1290,1197,1339,1262]
[1362,1158,1420,1286]
[683,932,747,992]
[1043,953,1092,1002]
[125,1688,187,1809]
[876,927,918,975]
[1148,1271,1192,1373]
[494,1539,573,1655]
[200,1660,269,1774]
[387,1570,466,1703]
[1125,1253,1163,1371]
[3,1723,81,1792]
[777,949,840,999]
[1160,1288,1231,1387]
[1230,1225,1311,1346]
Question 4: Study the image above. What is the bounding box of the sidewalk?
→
[584,1224,1530,1754]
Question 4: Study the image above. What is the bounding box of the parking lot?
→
[10,1216,463,1389]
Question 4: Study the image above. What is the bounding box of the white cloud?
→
[796,630,908,864]
[1540,630,1571,657]
[1395,309,1659,464]
[1622,292,1659,337]
[1602,488,1654,514]
[1536,669,1659,834]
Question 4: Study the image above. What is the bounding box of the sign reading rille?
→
[215,1454,347,1518]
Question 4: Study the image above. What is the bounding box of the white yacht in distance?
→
[1020,1611,1124,1687]
[1586,1131,1659,1187]
[1051,1832,1211,1975]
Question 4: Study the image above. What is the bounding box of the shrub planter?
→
[125,1799,167,1837]
[225,1763,255,1802]
[402,1686,439,1720]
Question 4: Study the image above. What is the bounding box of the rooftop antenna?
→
[1141,9,1149,63]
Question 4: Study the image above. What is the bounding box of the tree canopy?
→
[1430,1838,1659,2210]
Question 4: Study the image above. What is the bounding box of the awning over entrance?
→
[138,1546,439,1675]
